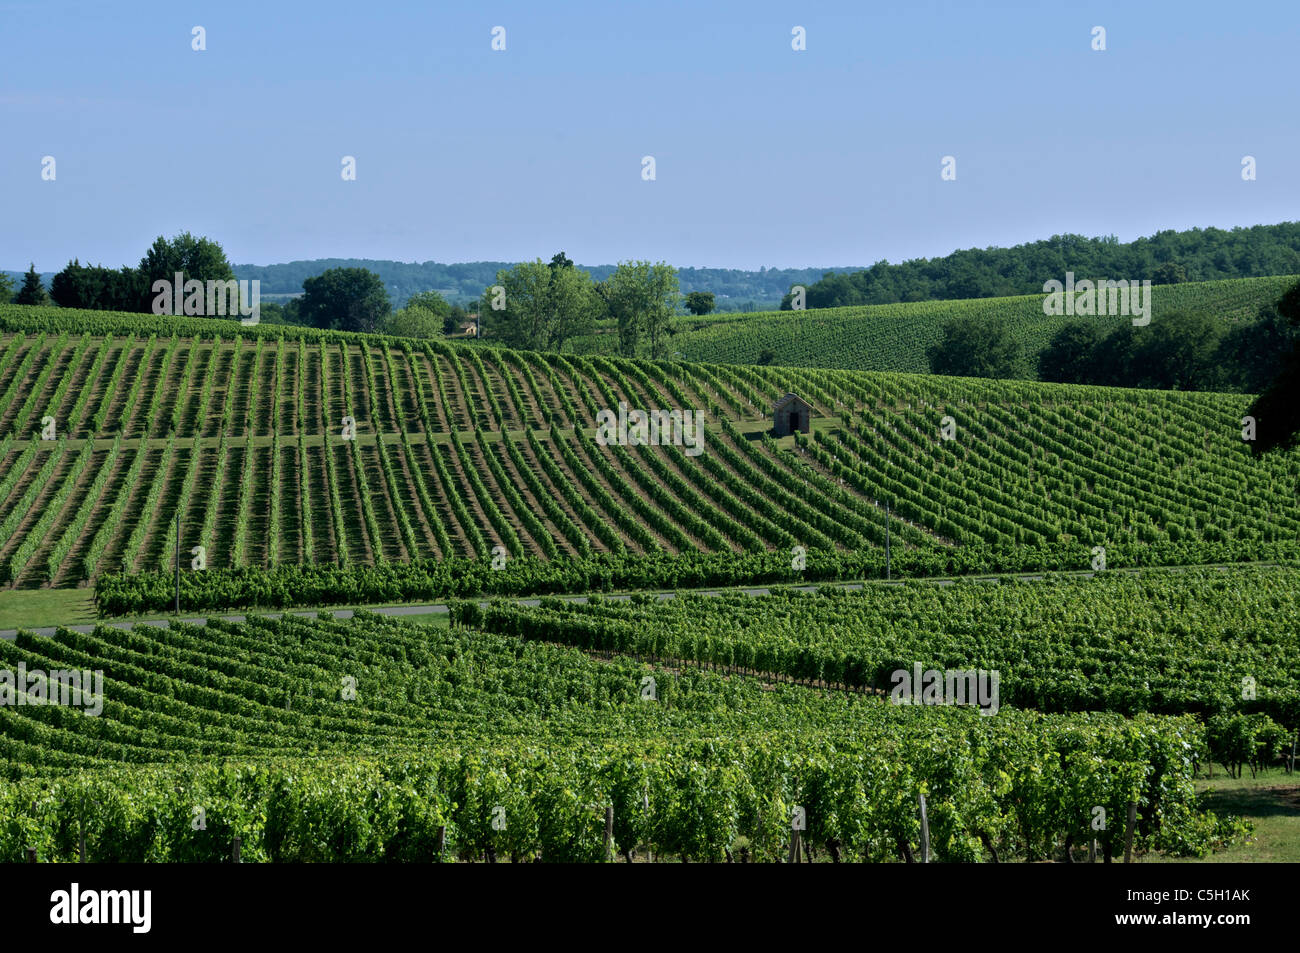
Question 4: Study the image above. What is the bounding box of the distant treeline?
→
[784,223,1300,309]
[229,259,862,310]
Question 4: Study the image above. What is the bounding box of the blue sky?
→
[2,0,1297,271]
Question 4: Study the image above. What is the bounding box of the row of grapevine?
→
[0,608,1253,861]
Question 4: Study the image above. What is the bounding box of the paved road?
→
[0,563,1248,641]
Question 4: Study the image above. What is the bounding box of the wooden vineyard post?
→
[1290,727,1298,775]
[885,503,892,581]
[918,793,930,864]
[232,835,242,864]
[1123,802,1137,864]
[1089,839,1097,864]
[435,825,446,862]
[26,847,36,863]
[604,806,614,863]
[788,805,805,863]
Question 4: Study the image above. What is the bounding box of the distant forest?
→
[227,260,861,311]
[782,223,1300,309]
[12,221,1300,314]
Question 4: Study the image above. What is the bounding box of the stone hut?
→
[773,393,813,436]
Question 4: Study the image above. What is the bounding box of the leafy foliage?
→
[783,223,1300,309]
[299,267,391,333]
[0,610,1247,861]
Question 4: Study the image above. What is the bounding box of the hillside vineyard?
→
[0,311,1295,592]
[0,608,1250,862]
[602,274,1299,371]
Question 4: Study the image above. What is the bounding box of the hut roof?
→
[773,393,812,413]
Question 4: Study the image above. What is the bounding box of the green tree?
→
[1248,280,1300,454]
[1130,311,1224,390]
[445,304,468,336]
[14,265,47,306]
[0,273,13,304]
[603,261,680,359]
[256,301,286,324]
[926,316,1023,379]
[405,290,453,318]
[1038,321,1107,383]
[299,268,391,333]
[1217,303,1300,393]
[390,290,454,338]
[137,232,238,314]
[685,291,715,315]
[1087,324,1141,386]
[49,261,144,312]
[480,259,601,351]
[384,305,446,339]
[1151,261,1189,285]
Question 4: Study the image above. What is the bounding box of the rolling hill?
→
[0,304,1293,615]
[568,274,1298,373]
[0,303,1295,864]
